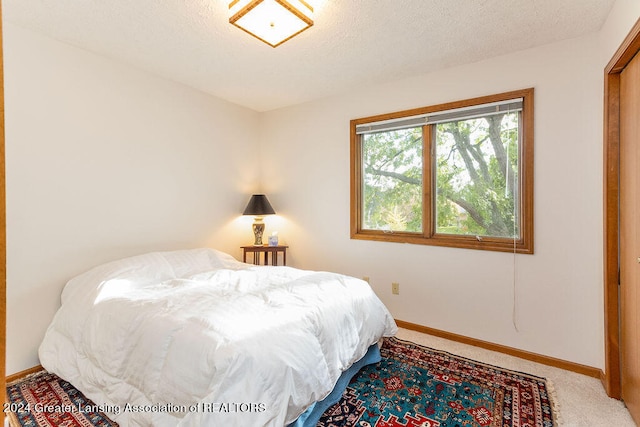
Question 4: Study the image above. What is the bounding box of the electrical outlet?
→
[363,276,370,283]
[392,282,400,295]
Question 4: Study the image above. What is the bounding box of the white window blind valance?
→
[356,98,523,135]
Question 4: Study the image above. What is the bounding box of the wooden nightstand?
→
[241,245,288,266]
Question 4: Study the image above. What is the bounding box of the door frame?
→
[0,0,6,415]
[603,17,640,399]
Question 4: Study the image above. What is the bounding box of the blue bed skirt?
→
[288,343,381,427]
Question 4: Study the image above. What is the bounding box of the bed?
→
[38,248,397,426]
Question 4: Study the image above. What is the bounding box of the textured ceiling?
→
[3,0,616,112]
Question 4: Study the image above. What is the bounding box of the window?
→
[350,89,534,253]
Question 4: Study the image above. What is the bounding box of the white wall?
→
[599,0,640,63]
[259,2,639,369]
[4,23,260,374]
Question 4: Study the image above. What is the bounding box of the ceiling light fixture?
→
[229,0,314,48]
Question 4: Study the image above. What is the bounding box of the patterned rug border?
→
[6,369,48,387]
[6,370,43,427]
[382,336,560,426]
[6,369,119,427]
[6,369,48,427]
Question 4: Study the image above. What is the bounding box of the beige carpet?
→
[396,328,635,426]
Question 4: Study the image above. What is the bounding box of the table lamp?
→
[243,194,276,245]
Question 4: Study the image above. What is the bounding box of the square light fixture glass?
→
[229,0,314,48]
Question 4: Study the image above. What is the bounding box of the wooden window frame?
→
[350,88,534,254]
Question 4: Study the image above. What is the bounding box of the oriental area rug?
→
[5,337,557,427]
[317,336,557,427]
[5,371,118,427]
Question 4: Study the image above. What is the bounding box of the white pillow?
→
[61,248,243,304]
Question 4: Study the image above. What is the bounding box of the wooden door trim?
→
[0,0,6,416]
[603,17,640,399]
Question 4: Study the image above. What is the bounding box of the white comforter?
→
[39,248,397,426]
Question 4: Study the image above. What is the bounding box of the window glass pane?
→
[434,113,519,238]
[362,128,423,232]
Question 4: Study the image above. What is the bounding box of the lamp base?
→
[252,217,265,246]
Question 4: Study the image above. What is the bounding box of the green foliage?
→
[361,113,520,238]
[362,128,423,232]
